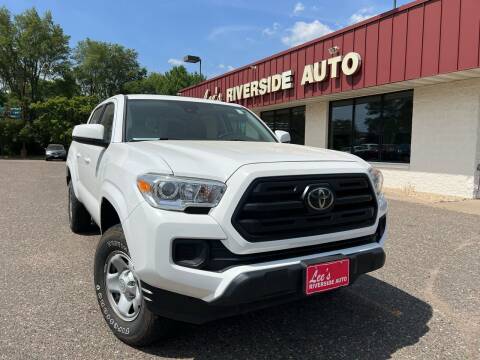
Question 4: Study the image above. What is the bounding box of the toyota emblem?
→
[305,186,335,211]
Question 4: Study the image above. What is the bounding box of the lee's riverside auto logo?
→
[203,52,362,102]
[305,259,350,295]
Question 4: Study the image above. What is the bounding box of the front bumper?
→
[141,247,385,324]
[123,201,387,302]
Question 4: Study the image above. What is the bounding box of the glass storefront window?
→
[330,100,353,153]
[329,90,413,163]
[261,106,305,145]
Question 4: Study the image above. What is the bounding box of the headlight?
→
[136,174,226,211]
[368,167,384,195]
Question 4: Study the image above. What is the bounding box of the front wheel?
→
[94,225,175,346]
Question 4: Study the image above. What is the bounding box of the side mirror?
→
[72,124,107,147]
[275,130,291,143]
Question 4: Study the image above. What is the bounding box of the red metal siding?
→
[321,39,332,94]
[439,0,461,73]
[331,34,343,93]
[391,12,408,82]
[312,42,323,96]
[181,0,480,108]
[421,0,442,76]
[364,22,379,87]
[458,0,480,70]
[341,31,354,91]
[377,16,393,84]
[305,45,315,98]
[353,27,366,89]
[405,5,424,79]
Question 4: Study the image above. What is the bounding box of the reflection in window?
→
[101,103,115,142]
[261,106,305,145]
[330,100,353,153]
[353,96,382,161]
[329,90,413,163]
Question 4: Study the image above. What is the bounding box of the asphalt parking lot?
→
[0,160,479,360]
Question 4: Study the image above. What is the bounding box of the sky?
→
[1,0,412,78]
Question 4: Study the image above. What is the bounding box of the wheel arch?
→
[66,166,71,185]
[66,164,82,200]
[100,181,130,234]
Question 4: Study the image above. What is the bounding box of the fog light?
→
[172,239,209,268]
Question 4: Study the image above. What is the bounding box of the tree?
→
[123,72,164,94]
[160,66,205,95]
[73,39,146,98]
[39,69,80,99]
[0,7,70,112]
[30,95,99,147]
[0,7,70,156]
[0,118,25,156]
[124,66,205,96]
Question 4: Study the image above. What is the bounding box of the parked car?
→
[67,95,387,346]
[45,144,66,161]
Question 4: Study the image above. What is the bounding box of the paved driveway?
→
[0,160,479,359]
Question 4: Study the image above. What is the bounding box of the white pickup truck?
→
[67,94,387,346]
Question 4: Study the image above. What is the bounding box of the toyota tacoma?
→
[67,95,387,346]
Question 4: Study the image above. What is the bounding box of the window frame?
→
[328,90,413,164]
[99,102,115,143]
[88,105,105,125]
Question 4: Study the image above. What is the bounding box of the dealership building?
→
[181,0,480,199]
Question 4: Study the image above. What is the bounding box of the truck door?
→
[79,101,116,222]
[75,105,104,211]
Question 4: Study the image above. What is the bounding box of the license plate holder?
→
[304,258,350,295]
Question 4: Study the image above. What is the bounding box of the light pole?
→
[183,55,202,77]
[393,0,397,8]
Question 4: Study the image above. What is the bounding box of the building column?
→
[305,102,329,148]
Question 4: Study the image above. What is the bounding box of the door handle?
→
[76,153,81,158]
[84,157,91,164]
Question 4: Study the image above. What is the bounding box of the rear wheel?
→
[94,225,175,346]
[68,181,92,233]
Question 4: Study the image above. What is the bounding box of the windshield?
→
[125,99,277,142]
[47,145,64,150]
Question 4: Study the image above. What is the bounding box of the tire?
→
[94,225,174,346]
[68,181,92,233]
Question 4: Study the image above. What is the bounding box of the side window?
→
[89,106,104,124]
[100,103,115,143]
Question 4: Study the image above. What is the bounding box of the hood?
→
[128,141,360,182]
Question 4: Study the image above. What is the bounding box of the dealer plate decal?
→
[305,259,350,295]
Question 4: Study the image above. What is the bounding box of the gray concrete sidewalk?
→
[385,188,480,216]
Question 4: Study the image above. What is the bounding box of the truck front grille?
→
[232,174,378,242]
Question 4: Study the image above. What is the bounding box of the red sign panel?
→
[305,259,350,295]
[181,0,480,109]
